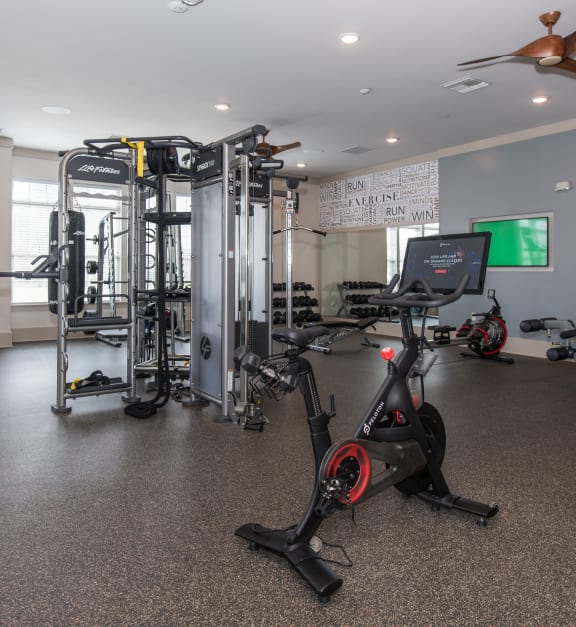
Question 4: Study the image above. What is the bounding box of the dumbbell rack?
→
[272,281,322,326]
[337,281,394,319]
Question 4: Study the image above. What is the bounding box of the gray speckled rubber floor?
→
[0,337,575,625]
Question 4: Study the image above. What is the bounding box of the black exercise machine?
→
[430,289,513,364]
[520,317,576,361]
[235,232,498,601]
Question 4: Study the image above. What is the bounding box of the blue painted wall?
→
[439,130,576,340]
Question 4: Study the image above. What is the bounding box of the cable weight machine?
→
[273,175,326,329]
[186,126,282,427]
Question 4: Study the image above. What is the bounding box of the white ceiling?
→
[1,0,576,178]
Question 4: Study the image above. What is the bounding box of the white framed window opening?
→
[11,179,124,305]
[386,223,439,283]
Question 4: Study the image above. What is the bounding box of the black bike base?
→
[235,524,343,598]
[460,351,514,365]
[417,491,499,525]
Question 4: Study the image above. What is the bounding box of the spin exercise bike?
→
[236,232,499,600]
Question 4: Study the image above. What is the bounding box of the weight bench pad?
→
[307,316,379,330]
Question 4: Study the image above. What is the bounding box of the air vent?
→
[340,145,373,155]
[441,76,490,94]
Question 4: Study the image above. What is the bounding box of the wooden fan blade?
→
[269,141,302,156]
[511,35,566,59]
[459,35,567,67]
[564,31,576,57]
[556,56,576,73]
[255,140,301,156]
[458,54,507,66]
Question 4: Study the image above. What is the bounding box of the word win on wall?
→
[319,160,439,229]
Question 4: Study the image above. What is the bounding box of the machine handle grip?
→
[559,328,576,339]
[369,273,470,309]
[519,318,558,333]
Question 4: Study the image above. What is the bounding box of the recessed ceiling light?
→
[339,32,360,45]
[214,103,230,111]
[42,106,71,115]
[296,162,307,168]
[167,1,188,12]
[386,137,399,144]
[359,88,372,95]
[531,96,549,104]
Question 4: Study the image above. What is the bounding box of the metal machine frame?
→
[188,126,275,423]
[51,147,139,413]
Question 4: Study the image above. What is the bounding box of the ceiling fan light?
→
[386,137,399,144]
[537,55,563,66]
[531,96,549,104]
[214,103,230,111]
[182,0,204,5]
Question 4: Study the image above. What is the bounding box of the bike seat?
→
[272,326,329,348]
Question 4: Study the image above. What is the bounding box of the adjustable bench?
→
[304,316,380,353]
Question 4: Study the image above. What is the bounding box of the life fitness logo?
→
[200,336,212,360]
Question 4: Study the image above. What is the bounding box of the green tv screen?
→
[472,216,549,267]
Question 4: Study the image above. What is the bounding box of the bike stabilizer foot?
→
[417,491,499,522]
[235,523,343,598]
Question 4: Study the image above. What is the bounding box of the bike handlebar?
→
[368,273,470,309]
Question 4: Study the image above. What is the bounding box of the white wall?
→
[0,137,14,346]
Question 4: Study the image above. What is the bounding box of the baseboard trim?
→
[12,327,57,343]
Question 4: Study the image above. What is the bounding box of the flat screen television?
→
[471,215,549,267]
[400,232,491,295]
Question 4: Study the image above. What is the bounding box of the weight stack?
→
[48,210,86,315]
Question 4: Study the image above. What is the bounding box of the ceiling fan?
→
[458,11,576,73]
[255,130,301,156]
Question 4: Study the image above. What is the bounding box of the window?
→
[11,179,123,304]
[11,180,58,304]
[386,223,439,283]
[74,184,124,299]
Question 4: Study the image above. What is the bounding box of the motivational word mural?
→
[319,160,439,229]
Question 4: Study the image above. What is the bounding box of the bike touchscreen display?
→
[400,232,491,295]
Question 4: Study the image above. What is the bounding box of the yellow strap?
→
[121,137,145,178]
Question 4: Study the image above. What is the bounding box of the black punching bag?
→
[48,210,86,315]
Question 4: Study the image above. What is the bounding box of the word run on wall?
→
[319,160,439,229]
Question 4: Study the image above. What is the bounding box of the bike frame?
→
[287,304,446,544]
[236,273,498,599]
